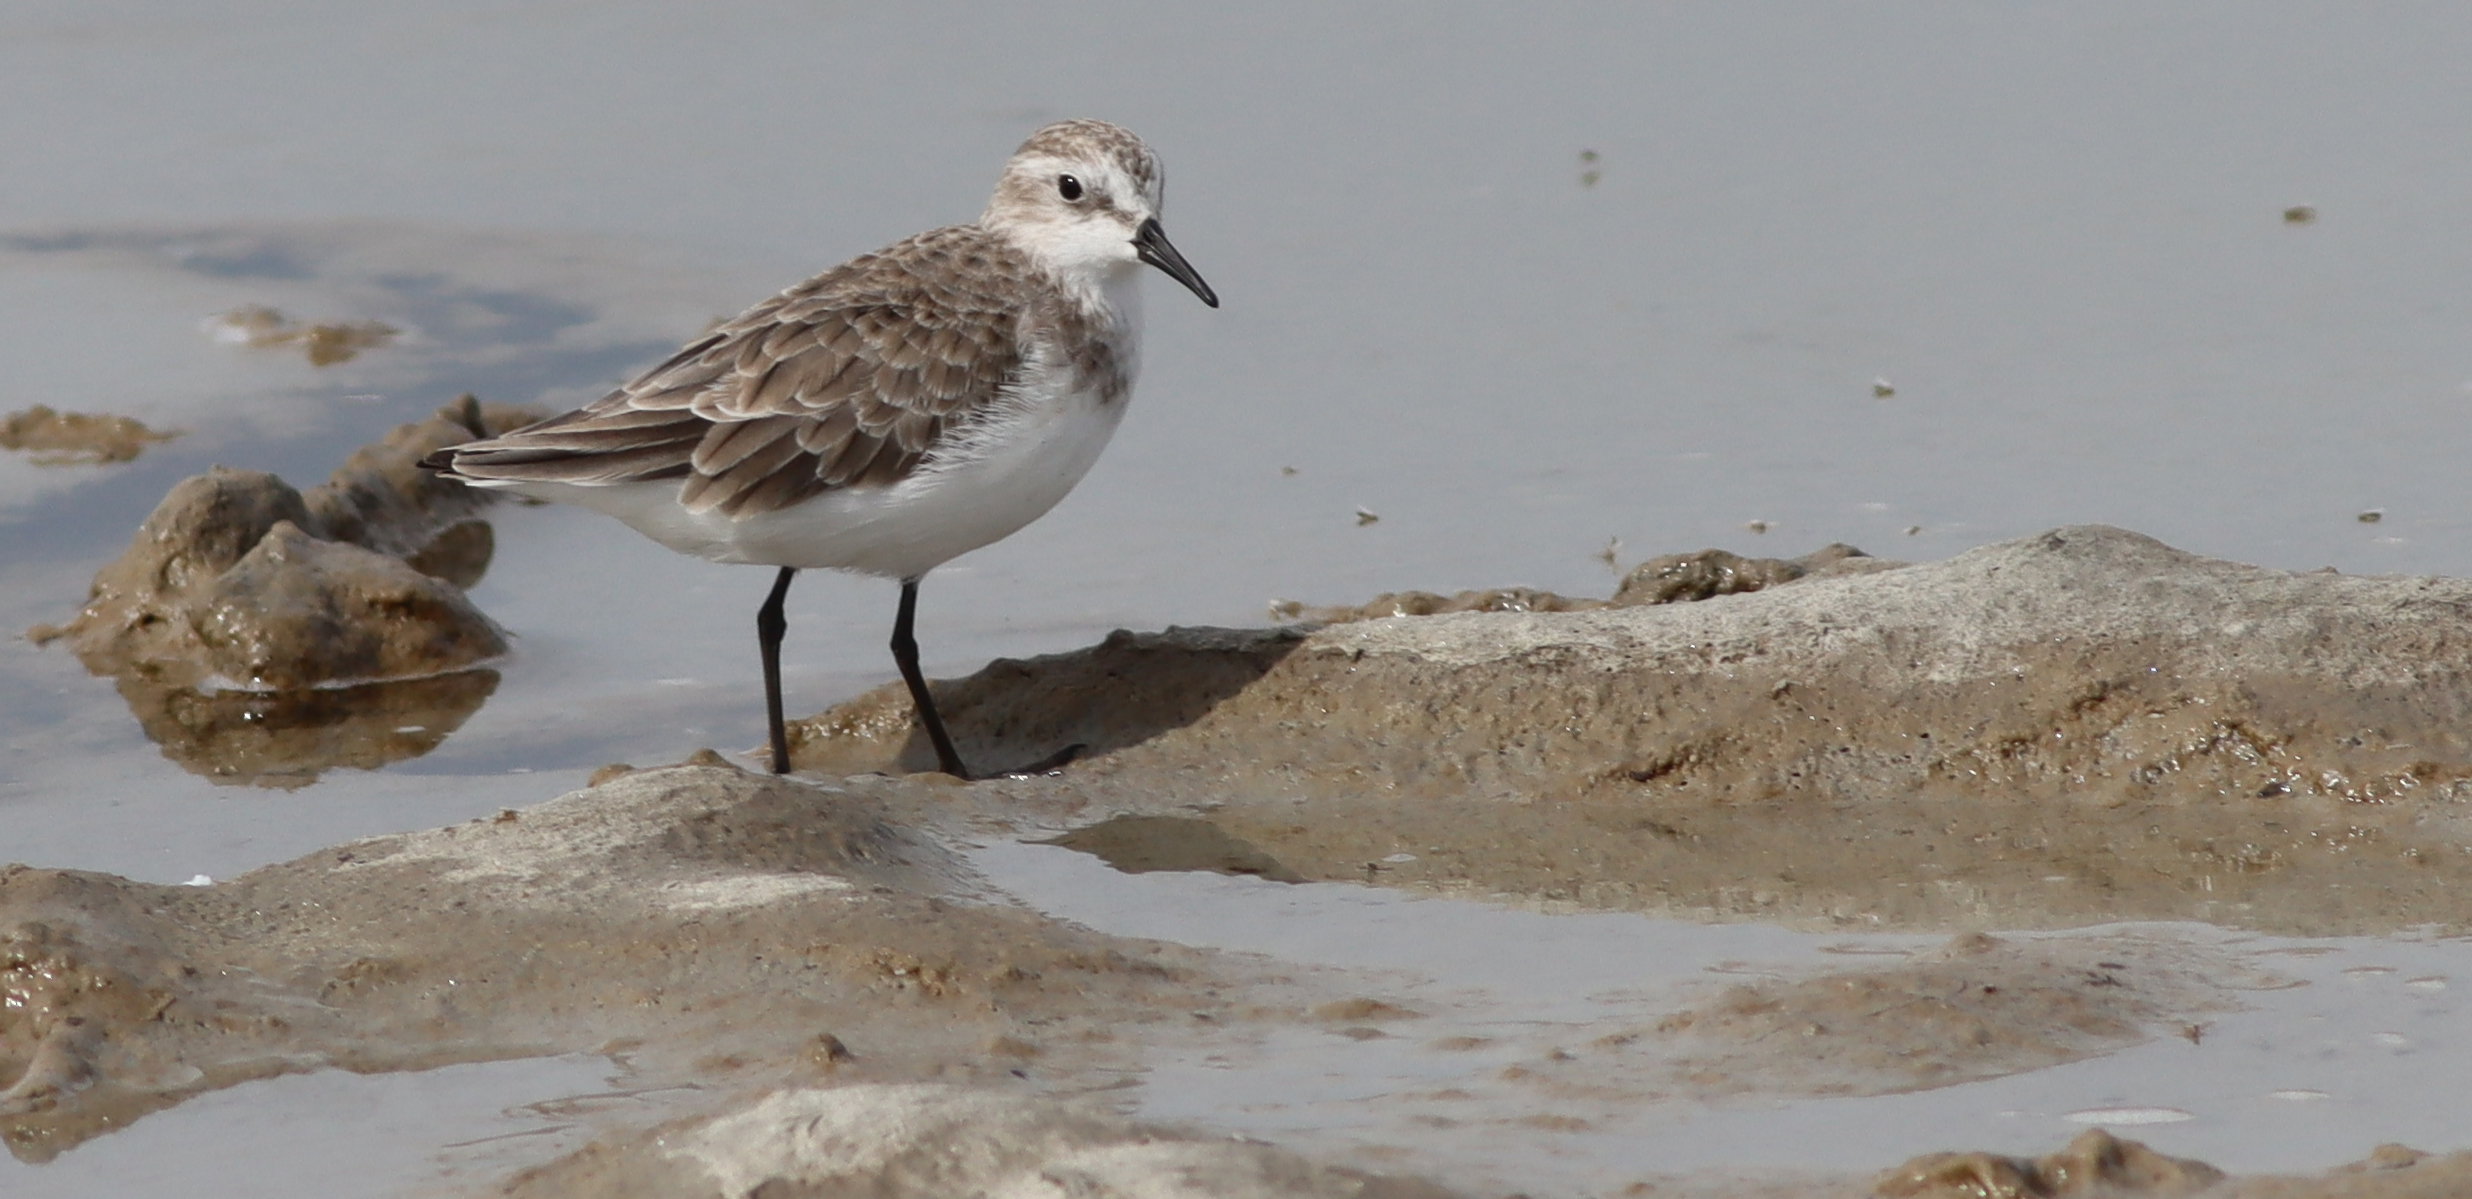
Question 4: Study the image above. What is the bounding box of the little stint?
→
[425,119,1218,776]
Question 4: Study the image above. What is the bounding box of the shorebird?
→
[424,119,1218,777]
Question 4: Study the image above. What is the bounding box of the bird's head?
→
[984,119,1218,309]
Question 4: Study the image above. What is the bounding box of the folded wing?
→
[428,227,1029,519]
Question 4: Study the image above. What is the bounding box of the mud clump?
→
[29,394,539,687]
[25,395,540,785]
[1879,1129,2224,1197]
[302,396,528,558]
[1271,542,1889,623]
[0,405,177,465]
[30,466,507,690]
[1275,584,1610,623]
[1613,541,1890,605]
[804,526,2472,935]
[174,520,500,688]
[208,304,397,366]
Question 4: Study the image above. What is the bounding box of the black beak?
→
[1134,218,1219,308]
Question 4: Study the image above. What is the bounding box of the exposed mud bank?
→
[799,526,2472,935]
[0,761,2450,1198]
[0,764,1240,1160]
[0,759,1501,1192]
[13,525,2472,1195]
[0,758,2338,1198]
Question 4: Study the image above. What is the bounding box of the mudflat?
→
[11,526,2472,1195]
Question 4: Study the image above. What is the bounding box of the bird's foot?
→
[994,742,1087,777]
[937,742,1086,781]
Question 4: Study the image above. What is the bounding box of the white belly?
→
[514,383,1130,581]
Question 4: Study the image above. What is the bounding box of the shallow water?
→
[1,1055,621,1199]
[5,2,2472,1193]
[981,843,2472,1195]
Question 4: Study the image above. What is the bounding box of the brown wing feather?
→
[427,226,1034,517]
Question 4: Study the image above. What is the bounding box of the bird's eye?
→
[1057,174,1083,201]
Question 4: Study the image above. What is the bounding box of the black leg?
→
[892,576,971,778]
[758,566,797,774]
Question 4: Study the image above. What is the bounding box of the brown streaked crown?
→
[983,119,1165,228]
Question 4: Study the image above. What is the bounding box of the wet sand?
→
[799,526,2472,937]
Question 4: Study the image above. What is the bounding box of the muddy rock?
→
[1878,1129,2225,1197]
[189,520,505,688]
[23,463,330,682]
[800,526,2472,934]
[302,393,531,557]
[405,518,497,590]
[29,395,539,689]
[25,396,541,782]
[52,467,320,669]
[1613,542,1890,605]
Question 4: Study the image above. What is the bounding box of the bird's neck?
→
[990,220,1142,335]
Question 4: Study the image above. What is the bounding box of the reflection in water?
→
[115,669,501,790]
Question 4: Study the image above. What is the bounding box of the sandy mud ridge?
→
[0,764,1343,1169]
[805,526,2472,936]
[0,756,1521,1194]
